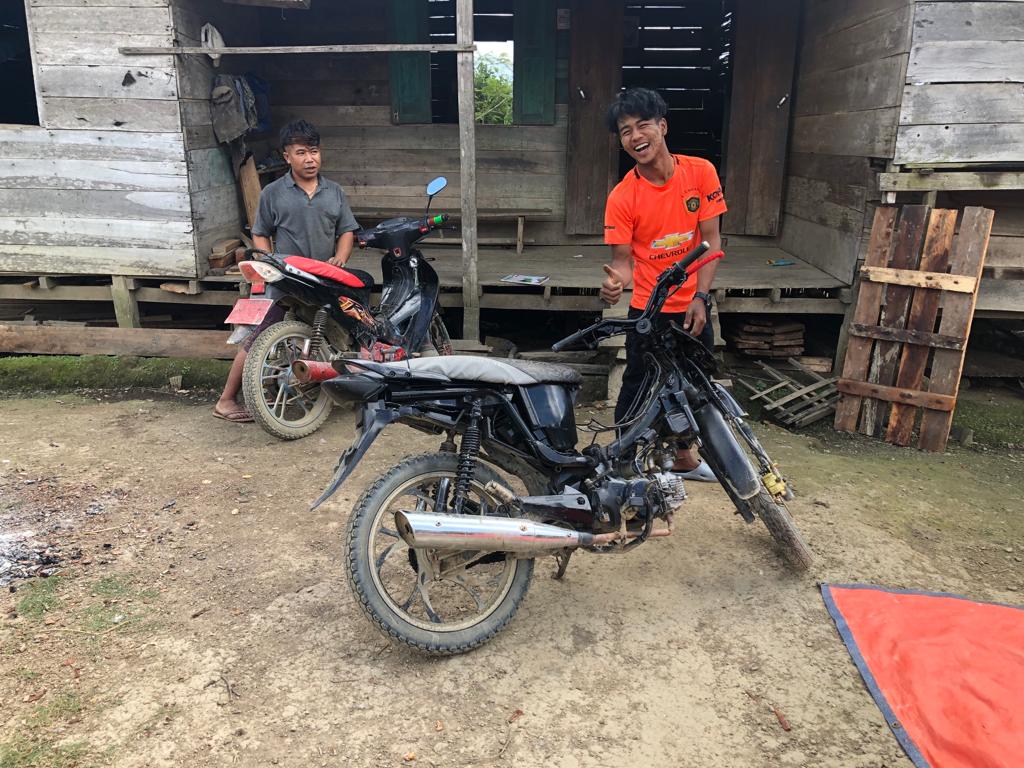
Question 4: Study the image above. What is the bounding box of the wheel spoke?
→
[417,575,443,624]
[450,574,487,612]
[374,540,407,572]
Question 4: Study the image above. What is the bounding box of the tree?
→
[475,53,513,125]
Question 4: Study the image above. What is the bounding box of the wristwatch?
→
[694,291,712,310]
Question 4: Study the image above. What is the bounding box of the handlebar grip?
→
[678,241,710,271]
[551,329,588,352]
[687,249,724,275]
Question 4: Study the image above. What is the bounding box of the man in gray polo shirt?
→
[213,119,360,423]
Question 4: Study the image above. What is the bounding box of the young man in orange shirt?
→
[601,88,726,478]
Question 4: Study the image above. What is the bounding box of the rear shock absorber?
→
[451,400,482,514]
[308,307,329,358]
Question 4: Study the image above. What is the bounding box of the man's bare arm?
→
[253,235,272,253]
[329,231,355,266]
[695,215,722,295]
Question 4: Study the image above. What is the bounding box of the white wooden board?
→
[0,126,184,162]
[0,216,193,250]
[37,65,178,100]
[0,245,196,277]
[0,158,186,191]
[42,97,182,132]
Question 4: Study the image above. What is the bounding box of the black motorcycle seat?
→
[378,356,582,386]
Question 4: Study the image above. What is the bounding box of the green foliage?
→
[16,578,62,621]
[475,53,513,125]
[0,356,230,393]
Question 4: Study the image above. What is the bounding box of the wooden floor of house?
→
[0,244,849,320]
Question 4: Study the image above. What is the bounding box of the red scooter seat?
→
[283,256,366,288]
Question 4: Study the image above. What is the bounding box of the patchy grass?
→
[952,389,1024,449]
[89,576,132,600]
[11,668,41,682]
[0,355,230,393]
[0,692,99,768]
[15,578,63,621]
[29,693,83,727]
[78,575,159,635]
[0,738,90,768]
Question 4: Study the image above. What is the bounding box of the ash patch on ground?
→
[0,473,125,585]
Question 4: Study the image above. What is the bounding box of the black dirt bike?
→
[311,241,812,654]
[226,176,454,440]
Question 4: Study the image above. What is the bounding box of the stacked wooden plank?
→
[834,205,994,452]
[738,358,839,428]
[729,319,805,358]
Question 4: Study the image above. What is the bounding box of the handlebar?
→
[550,242,723,352]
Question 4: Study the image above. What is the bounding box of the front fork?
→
[713,384,793,501]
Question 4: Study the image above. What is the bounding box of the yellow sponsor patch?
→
[650,232,694,250]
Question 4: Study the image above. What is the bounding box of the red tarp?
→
[822,584,1024,768]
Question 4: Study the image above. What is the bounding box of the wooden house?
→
[0,0,1020,345]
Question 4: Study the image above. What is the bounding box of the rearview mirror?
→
[426,176,448,196]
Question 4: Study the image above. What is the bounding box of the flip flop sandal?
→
[213,408,254,423]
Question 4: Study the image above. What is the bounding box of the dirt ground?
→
[1,388,1022,768]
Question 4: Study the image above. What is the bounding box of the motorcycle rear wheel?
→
[345,452,533,655]
[242,319,335,441]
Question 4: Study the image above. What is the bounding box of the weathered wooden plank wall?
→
[897,1,1024,166]
[780,0,914,283]
[0,0,196,277]
[896,1,1024,308]
[170,0,256,270]
[244,1,571,245]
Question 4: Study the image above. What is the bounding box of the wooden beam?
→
[879,172,1024,193]
[456,0,480,341]
[860,265,977,293]
[111,275,141,328]
[0,324,234,360]
[836,379,956,412]
[120,44,475,56]
[848,323,964,352]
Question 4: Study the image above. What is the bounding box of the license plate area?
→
[225,298,275,326]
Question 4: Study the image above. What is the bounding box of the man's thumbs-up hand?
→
[600,264,625,305]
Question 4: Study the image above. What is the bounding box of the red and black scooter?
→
[225,176,454,440]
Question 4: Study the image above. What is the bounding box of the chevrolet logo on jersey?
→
[650,231,694,249]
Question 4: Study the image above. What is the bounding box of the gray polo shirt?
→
[252,173,360,261]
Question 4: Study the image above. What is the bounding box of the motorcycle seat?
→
[378,356,582,386]
[283,255,368,289]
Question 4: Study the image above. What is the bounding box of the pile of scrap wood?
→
[738,358,839,429]
[728,319,804,358]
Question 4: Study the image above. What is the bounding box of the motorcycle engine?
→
[589,475,670,529]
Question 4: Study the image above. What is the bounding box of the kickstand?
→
[553,550,573,580]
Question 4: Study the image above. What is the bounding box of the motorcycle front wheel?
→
[700,421,813,572]
[242,319,335,440]
[345,452,534,655]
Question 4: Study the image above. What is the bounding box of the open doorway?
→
[618,0,734,177]
[0,2,39,126]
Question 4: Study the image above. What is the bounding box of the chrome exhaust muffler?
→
[394,511,596,553]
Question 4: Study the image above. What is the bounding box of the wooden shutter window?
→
[513,0,557,125]
[389,0,432,124]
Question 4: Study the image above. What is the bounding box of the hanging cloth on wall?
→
[210,75,258,144]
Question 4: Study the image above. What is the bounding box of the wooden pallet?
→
[738,358,839,428]
[834,205,994,452]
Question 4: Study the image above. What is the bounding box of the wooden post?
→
[111,276,141,328]
[456,0,480,341]
[239,156,262,228]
